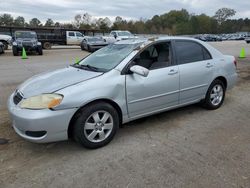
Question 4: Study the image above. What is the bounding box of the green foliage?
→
[14,16,25,27]
[214,8,236,24]
[29,18,42,27]
[44,18,54,27]
[0,14,14,26]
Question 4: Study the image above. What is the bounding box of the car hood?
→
[0,34,12,40]
[18,66,103,98]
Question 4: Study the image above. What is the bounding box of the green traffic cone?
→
[75,57,80,64]
[239,48,246,58]
[21,47,28,59]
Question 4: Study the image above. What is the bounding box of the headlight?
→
[19,94,63,109]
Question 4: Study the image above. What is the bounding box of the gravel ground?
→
[0,41,249,188]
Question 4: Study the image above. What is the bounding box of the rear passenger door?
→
[174,40,214,104]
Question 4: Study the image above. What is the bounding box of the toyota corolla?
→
[8,37,237,149]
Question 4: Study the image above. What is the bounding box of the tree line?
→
[0,8,250,35]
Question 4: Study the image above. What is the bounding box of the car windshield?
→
[117,31,133,36]
[77,43,142,72]
[15,31,37,39]
[87,37,103,42]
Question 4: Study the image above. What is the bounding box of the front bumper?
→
[16,45,38,51]
[7,93,77,143]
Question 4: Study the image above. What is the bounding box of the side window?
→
[68,32,75,37]
[175,41,205,64]
[133,42,172,70]
[76,32,83,37]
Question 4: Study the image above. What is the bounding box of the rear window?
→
[175,41,211,64]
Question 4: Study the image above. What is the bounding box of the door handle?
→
[168,69,178,75]
[206,63,213,68]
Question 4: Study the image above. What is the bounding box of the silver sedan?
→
[8,37,237,148]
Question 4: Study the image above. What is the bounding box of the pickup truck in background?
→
[103,30,138,43]
[38,30,85,49]
[0,34,12,50]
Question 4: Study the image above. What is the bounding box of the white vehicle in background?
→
[0,34,12,50]
[103,30,138,43]
[66,31,85,45]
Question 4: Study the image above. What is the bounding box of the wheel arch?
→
[67,98,123,139]
[213,76,227,89]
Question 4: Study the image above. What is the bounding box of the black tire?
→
[0,46,4,54]
[80,43,85,51]
[73,102,119,149]
[203,79,226,110]
[12,46,18,56]
[42,42,52,50]
[37,46,43,55]
[2,41,8,50]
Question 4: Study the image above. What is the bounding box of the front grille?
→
[13,91,23,105]
[22,42,33,46]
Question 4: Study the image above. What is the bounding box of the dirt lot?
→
[0,41,250,188]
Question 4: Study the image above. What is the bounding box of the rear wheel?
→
[203,80,225,110]
[42,42,52,49]
[37,46,43,55]
[73,102,119,149]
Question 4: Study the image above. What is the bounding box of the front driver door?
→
[125,41,180,118]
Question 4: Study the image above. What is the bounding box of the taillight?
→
[234,59,237,68]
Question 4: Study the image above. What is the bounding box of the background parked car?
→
[81,36,109,52]
[0,34,12,50]
[12,31,43,56]
[0,42,5,54]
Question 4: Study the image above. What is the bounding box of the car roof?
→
[115,36,201,45]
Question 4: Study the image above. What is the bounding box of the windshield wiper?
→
[71,64,105,72]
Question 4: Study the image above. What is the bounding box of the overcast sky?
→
[1,0,250,23]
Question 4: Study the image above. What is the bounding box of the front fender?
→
[54,69,128,119]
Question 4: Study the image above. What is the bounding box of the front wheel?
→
[12,46,18,56]
[37,46,43,55]
[203,80,226,110]
[73,102,119,149]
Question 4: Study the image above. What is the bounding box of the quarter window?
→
[175,41,211,64]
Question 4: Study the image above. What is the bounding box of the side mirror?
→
[130,65,149,77]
